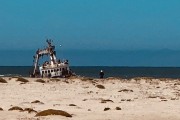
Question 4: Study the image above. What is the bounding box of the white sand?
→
[0,77,179,120]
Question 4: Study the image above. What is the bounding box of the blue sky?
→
[0,0,180,50]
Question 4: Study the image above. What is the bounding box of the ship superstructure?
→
[31,39,71,78]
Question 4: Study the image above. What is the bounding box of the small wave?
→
[0,74,22,77]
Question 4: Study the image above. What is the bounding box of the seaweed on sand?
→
[118,89,133,92]
[35,79,45,83]
[8,106,23,111]
[96,84,105,89]
[0,107,3,111]
[104,108,110,111]
[35,109,72,117]
[16,77,29,83]
[31,100,44,104]
[23,108,37,113]
[50,78,60,82]
[0,78,7,83]
[69,104,77,106]
[115,107,122,110]
[81,77,94,81]
[101,99,114,103]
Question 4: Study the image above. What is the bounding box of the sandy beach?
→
[0,77,179,120]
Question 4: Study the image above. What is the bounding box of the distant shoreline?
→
[0,66,180,79]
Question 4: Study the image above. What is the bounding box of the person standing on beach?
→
[99,70,104,78]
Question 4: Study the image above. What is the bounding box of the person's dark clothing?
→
[99,71,104,78]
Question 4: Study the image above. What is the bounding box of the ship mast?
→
[32,39,57,77]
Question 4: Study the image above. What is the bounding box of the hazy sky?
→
[0,0,180,50]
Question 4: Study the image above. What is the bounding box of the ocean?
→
[1,50,180,78]
[1,66,180,79]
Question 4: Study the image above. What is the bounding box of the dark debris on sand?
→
[23,108,37,113]
[16,77,29,83]
[0,78,7,83]
[118,89,133,92]
[96,84,105,89]
[115,107,122,110]
[69,104,77,106]
[31,100,44,104]
[8,106,23,111]
[0,107,3,111]
[35,79,45,83]
[104,107,111,111]
[35,109,72,117]
[101,99,114,103]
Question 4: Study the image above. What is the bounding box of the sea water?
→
[1,50,180,78]
[0,66,180,79]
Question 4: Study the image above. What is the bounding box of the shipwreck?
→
[31,39,72,78]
